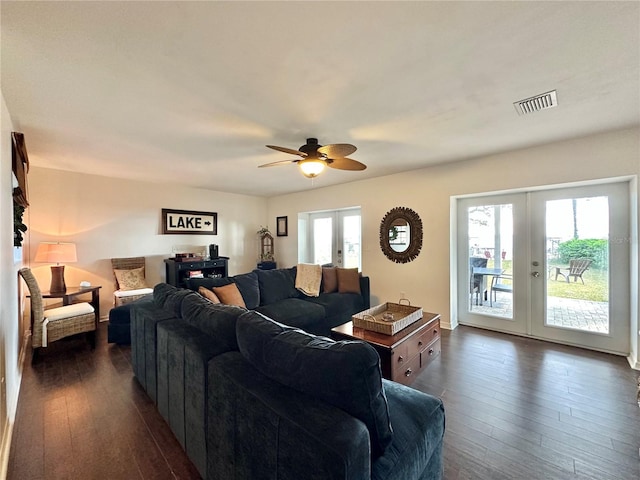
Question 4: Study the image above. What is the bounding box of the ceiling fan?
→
[260,138,367,178]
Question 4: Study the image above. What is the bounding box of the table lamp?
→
[34,242,77,293]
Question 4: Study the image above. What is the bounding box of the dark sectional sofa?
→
[130,283,445,480]
[110,266,370,344]
[186,266,370,336]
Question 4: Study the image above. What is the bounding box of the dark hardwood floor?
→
[7,322,640,479]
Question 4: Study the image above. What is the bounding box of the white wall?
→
[267,128,640,367]
[0,92,23,477]
[25,168,268,318]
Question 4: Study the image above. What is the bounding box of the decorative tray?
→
[174,256,203,262]
[352,300,422,335]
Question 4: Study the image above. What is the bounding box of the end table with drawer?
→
[331,312,441,385]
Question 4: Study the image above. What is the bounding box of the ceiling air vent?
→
[513,90,557,115]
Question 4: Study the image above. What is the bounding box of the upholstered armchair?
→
[111,256,153,306]
[19,267,96,362]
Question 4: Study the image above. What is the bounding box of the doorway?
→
[457,181,630,354]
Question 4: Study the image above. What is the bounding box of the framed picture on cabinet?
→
[276,216,288,237]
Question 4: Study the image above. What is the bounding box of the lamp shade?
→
[299,159,326,178]
[34,242,77,264]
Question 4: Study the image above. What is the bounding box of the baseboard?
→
[627,355,640,371]
[0,415,13,480]
[440,319,453,330]
[0,331,28,480]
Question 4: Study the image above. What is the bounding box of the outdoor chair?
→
[19,267,96,362]
[553,258,592,284]
[469,257,488,307]
[490,274,512,306]
[111,256,153,306]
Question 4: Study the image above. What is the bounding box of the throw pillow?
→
[114,267,148,291]
[236,311,393,459]
[213,283,246,308]
[322,267,338,293]
[336,267,361,294]
[198,286,220,304]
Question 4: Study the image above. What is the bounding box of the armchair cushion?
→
[236,311,394,459]
[114,287,154,298]
[44,302,94,321]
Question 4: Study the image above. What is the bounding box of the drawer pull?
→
[433,329,438,335]
[404,368,413,377]
[397,355,404,363]
[428,349,435,356]
[418,341,423,347]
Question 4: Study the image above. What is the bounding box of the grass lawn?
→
[547,266,608,302]
[486,259,608,302]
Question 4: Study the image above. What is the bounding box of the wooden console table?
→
[331,312,441,385]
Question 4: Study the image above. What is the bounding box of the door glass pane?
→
[545,197,609,333]
[342,215,361,269]
[312,217,332,265]
[467,204,513,318]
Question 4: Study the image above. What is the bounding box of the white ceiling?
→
[2,1,639,197]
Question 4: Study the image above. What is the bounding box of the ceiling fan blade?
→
[326,157,367,171]
[266,145,307,157]
[317,143,357,158]
[258,159,299,168]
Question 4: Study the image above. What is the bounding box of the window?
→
[298,208,362,270]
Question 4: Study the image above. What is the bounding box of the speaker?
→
[209,244,219,259]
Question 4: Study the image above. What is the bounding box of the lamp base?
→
[50,265,67,294]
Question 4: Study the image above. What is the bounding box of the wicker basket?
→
[352,300,422,335]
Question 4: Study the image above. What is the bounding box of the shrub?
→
[557,238,608,268]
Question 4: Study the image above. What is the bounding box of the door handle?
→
[532,271,540,278]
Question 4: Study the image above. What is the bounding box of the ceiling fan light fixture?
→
[299,159,325,178]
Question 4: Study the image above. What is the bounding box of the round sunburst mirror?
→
[379,207,423,263]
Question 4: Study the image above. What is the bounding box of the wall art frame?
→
[276,216,288,237]
[162,208,217,235]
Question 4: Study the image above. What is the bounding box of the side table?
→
[40,286,102,326]
[331,312,441,385]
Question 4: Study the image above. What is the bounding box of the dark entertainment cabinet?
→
[164,257,229,288]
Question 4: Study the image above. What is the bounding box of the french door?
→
[300,208,362,269]
[457,182,630,354]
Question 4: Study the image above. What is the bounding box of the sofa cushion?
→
[213,283,246,308]
[256,268,300,305]
[180,294,246,353]
[306,292,365,319]
[337,267,361,294]
[232,272,260,309]
[372,380,445,480]
[236,311,393,459]
[153,283,198,318]
[254,298,325,335]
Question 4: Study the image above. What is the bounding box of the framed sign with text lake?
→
[162,208,217,235]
